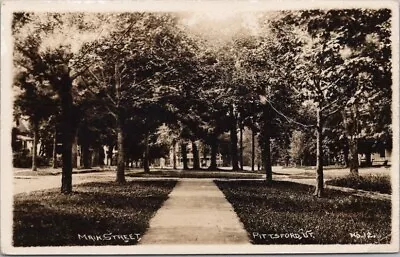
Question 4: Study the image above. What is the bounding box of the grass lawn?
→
[326,175,391,194]
[13,180,177,246]
[215,180,391,244]
[127,169,263,179]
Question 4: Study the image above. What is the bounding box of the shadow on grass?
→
[13,180,177,246]
[215,180,391,245]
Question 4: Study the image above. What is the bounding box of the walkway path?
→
[140,179,250,244]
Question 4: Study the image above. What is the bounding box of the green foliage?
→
[12,10,392,177]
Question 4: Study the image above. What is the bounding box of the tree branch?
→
[265,99,314,128]
[81,75,117,107]
[71,17,136,81]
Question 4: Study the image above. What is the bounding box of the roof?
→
[16,135,33,141]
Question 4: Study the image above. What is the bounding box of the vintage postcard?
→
[1,0,399,255]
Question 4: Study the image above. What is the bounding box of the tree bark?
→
[202,142,208,167]
[349,136,359,175]
[114,62,126,182]
[72,134,78,168]
[239,125,244,170]
[60,79,74,194]
[31,121,39,171]
[264,128,272,184]
[144,131,150,173]
[230,108,239,171]
[314,107,324,197]
[52,127,57,169]
[181,142,189,170]
[343,141,349,168]
[172,140,177,170]
[365,151,372,167]
[209,135,218,170]
[192,140,200,170]
[81,143,91,169]
[116,120,126,182]
[342,104,359,176]
[251,128,255,172]
[107,145,114,166]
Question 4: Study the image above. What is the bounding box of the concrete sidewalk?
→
[140,179,250,244]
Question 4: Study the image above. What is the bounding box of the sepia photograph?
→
[1,0,399,255]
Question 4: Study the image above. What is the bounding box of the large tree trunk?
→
[239,125,244,170]
[192,141,200,170]
[172,140,177,170]
[98,146,105,167]
[264,128,272,184]
[365,151,372,167]
[251,128,255,172]
[107,145,114,166]
[230,108,239,171]
[144,131,150,173]
[60,79,74,194]
[209,135,218,170]
[116,121,126,183]
[115,62,126,182]
[72,134,78,168]
[181,142,189,170]
[81,143,91,169]
[343,141,349,168]
[349,137,359,175]
[80,125,91,169]
[31,121,39,171]
[314,107,324,197]
[342,105,359,176]
[80,127,91,169]
[202,142,208,167]
[52,127,57,169]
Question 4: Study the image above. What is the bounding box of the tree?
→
[13,72,57,171]
[13,13,112,193]
[335,9,392,174]
[234,22,301,183]
[268,9,392,195]
[289,130,306,166]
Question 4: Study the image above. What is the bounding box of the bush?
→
[36,155,51,166]
[326,175,391,194]
[13,150,32,168]
[13,151,51,168]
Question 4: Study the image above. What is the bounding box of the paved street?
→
[13,166,391,196]
[13,170,115,194]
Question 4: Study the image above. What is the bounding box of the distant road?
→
[13,171,115,195]
[13,166,391,195]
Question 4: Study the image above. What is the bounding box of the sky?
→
[178,11,267,46]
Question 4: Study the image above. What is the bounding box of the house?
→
[12,118,35,153]
[168,142,223,169]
